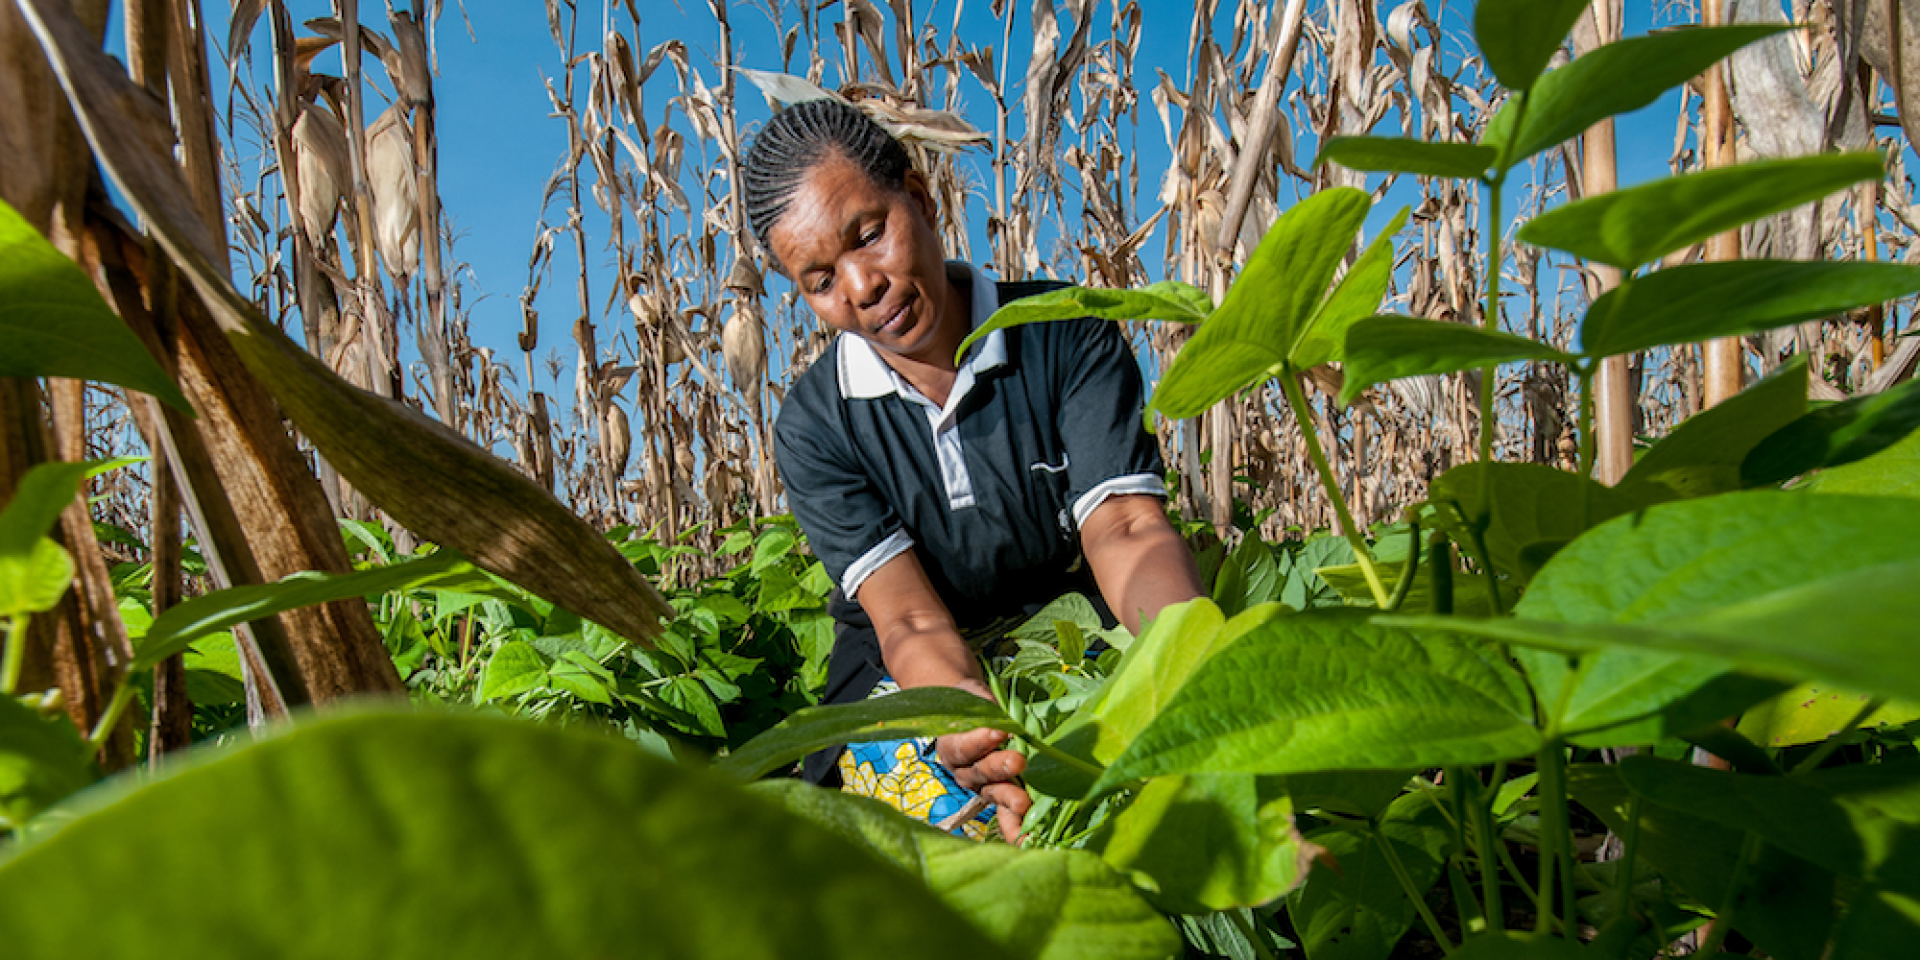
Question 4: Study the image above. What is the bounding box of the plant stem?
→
[86,679,138,758]
[1612,794,1644,926]
[1023,735,1107,782]
[1480,172,1505,476]
[1387,520,1422,611]
[1280,369,1389,605]
[1697,832,1761,956]
[1375,823,1456,956]
[1,614,23,696]
[1472,763,1507,932]
[1224,907,1279,960]
[1792,697,1884,775]
[1444,771,1486,933]
[1534,742,1564,935]
[1459,511,1507,616]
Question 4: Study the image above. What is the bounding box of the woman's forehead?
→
[771,159,897,266]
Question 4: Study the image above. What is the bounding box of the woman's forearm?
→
[1083,495,1206,634]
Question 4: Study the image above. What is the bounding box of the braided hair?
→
[742,98,913,251]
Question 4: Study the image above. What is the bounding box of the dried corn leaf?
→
[18,0,670,643]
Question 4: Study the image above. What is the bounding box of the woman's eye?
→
[811,273,833,294]
[859,225,882,246]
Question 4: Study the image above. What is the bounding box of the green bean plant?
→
[725,6,1920,959]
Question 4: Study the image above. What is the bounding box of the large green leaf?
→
[1803,422,1920,498]
[1517,153,1886,270]
[1426,462,1658,585]
[1473,0,1592,92]
[1091,610,1540,794]
[956,282,1213,360]
[1315,137,1496,180]
[1744,377,1920,488]
[752,781,1183,960]
[0,711,1014,960]
[1484,25,1792,171]
[717,685,1017,781]
[1398,492,1920,731]
[1288,791,1451,960]
[477,640,550,702]
[1570,765,1837,960]
[132,552,466,672]
[0,538,74,620]
[1093,773,1311,913]
[1213,533,1284,617]
[1621,358,1808,499]
[1151,189,1371,419]
[0,199,192,412]
[1580,261,1920,358]
[0,693,96,829]
[1340,317,1570,406]
[1291,207,1411,370]
[1737,684,1920,748]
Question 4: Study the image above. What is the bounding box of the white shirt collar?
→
[836,261,1006,401]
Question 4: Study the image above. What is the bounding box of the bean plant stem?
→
[1023,735,1107,782]
[1793,697,1885,774]
[1387,521,1422,611]
[1697,832,1761,955]
[86,679,137,758]
[1444,771,1486,933]
[1375,823,1456,956]
[1225,908,1279,960]
[1613,795,1644,925]
[1534,741,1567,935]
[1472,762,1507,932]
[1,614,23,696]
[1280,369,1390,605]
[1479,172,1504,476]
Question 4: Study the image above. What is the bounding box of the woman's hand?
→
[936,679,1032,843]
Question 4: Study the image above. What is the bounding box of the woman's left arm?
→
[1080,494,1206,633]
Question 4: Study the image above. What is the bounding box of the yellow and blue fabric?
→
[837,677,996,841]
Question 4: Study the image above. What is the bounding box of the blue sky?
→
[123,1,1691,398]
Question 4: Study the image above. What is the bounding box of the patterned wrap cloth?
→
[836,677,997,841]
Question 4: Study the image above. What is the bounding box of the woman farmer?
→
[744,98,1205,842]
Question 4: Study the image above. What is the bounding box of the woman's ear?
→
[902,168,938,227]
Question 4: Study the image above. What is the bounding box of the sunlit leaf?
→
[133,552,466,672]
[478,640,549,703]
[1580,261,1920,358]
[1291,207,1411,370]
[1091,611,1540,794]
[1341,316,1572,406]
[1518,153,1886,270]
[717,686,1015,781]
[957,282,1213,360]
[0,199,192,412]
[1094,774,1311,913]
[1315,137,1496,180]
[1151,189,1371,419]
[1484,25,1791,170]
[0,711,1014,959]
[0,693,95,828]
[1803,422,1920,499]
[1739,684,1920,748]
[1426,462,1660,585]
[1473,0,1592,92]
[0,538,73,620]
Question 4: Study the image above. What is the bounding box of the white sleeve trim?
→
[842,529,915,600]
[1071,473,1167,530]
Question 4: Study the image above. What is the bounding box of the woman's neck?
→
[882,269,971,407]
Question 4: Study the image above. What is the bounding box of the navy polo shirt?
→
[773,261,1165,637]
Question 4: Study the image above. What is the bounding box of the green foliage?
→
[1579,260,1920,357]
[1744,377,1920,488]
[0,693,95,829]
[1090,610,1540,794]
[716,685,1018,781]
[1518,153,1886,270]
[1315,137,1496,179]
[1092,773,1308,913]
[1288,792,1452,960]
[1483,25,1792,170]
[1622,358,1809,498]
[0,199,192,412]
[1339,318,1571,406]
[1472,0,1592,92]
[0,711,1019,960]
[956,282,1214,359]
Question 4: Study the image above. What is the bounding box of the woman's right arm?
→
[856,550,1032,841]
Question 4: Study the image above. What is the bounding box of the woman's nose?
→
[843,257,887,307]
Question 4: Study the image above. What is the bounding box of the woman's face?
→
[766,155,956,365]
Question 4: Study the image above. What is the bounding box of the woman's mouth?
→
[874,296,914,336]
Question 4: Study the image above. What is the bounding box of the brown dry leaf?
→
[19,0,671,643]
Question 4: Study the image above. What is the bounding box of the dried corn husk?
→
[604,402,632,478]
[366,103,418,280]
[290,102,348,247]
[722,304,767,407]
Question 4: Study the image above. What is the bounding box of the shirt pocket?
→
[1028,452,1074,534]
